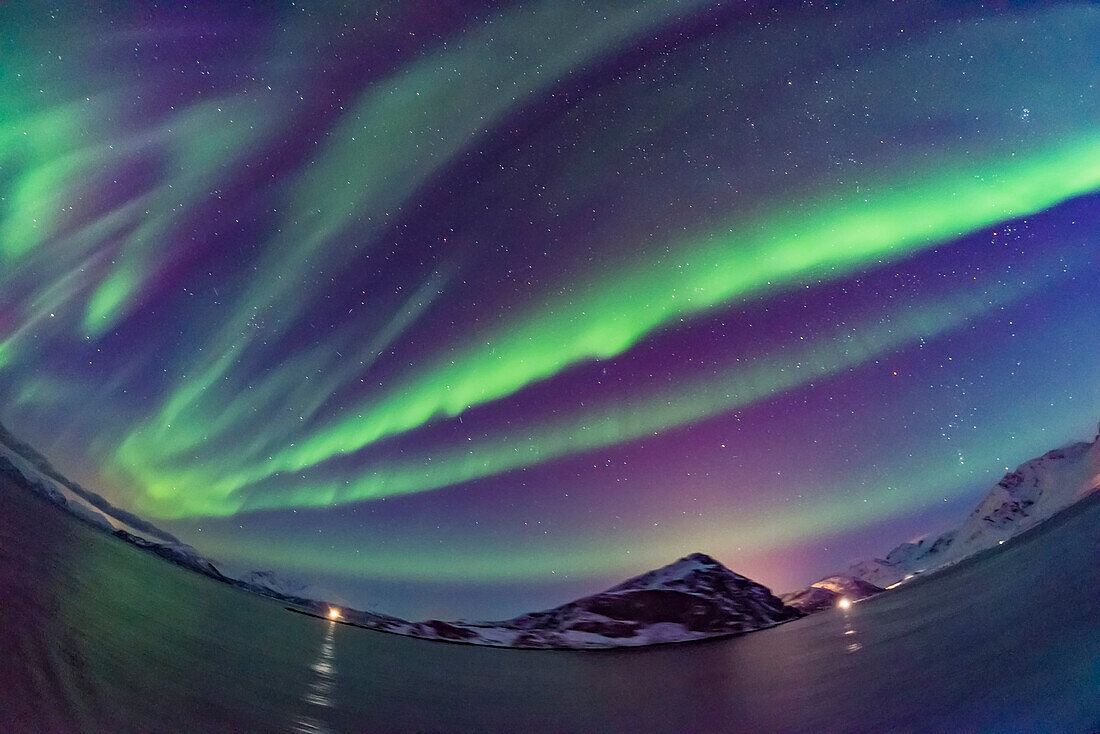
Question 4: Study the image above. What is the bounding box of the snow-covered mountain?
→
[848,425,1100,588]
[1,449,68,507]
[779,586,841,615]
[112,528,227,581]
[0,441,118,532]
[231,570,355,609]
[0,421,179,542]
[779,575,883,614]
[810,575,885,598]
[357,553,801,649]
[237,570,314,599]
[0,429,235,584]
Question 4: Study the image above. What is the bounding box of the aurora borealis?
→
[1,1,1098,619]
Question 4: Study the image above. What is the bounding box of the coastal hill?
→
[780,575,884,614]
[381,553,802,648]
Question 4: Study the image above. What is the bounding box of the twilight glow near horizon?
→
[1,1,1098,619]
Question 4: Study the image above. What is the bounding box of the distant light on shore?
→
[328,607,341,620]
[838,598,852,610]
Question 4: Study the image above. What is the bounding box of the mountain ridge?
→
[846,425,1100,588]
[355,551,802,648]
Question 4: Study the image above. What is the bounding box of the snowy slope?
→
[0,421,177,542]
[238,570,314,599]
[849,425,1100,587]
[810,575,884,598]
[231,570,356,611]
[779,586,842,615]
[0,447,69,507]
[780,575,883,614]
[0,433,234,582]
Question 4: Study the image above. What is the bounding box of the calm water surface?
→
[1,482,1098,733]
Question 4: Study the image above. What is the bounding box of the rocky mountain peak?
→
[607,552,750,594]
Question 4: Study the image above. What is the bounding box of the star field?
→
[1,1,1097,618]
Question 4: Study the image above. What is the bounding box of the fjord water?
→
[1,484,1098,733]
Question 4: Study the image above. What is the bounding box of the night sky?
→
[1,1,1097,620]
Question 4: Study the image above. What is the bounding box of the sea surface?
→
[1,481,1098,733]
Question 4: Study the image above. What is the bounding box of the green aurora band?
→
[124,260,1059,518]
[0,0,705,366]
[119,0,710,440]
[114,134,1100,518]
[1,1,1097,534]
[192,456,1020,584]
[238,134,1100,478]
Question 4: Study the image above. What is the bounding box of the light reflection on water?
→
[840,605,863,653]
[294,622,337,733]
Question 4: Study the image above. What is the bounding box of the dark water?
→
[2,483,1098,733]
